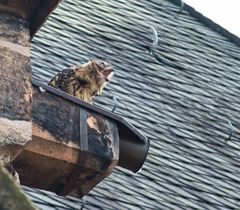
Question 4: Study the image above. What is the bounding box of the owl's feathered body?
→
[48,60,114,103]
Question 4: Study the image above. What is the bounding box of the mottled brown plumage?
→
[48,60,114,103]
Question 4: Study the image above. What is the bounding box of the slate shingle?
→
[24,0,240,209]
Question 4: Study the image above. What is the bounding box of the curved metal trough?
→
[13,80,149,198]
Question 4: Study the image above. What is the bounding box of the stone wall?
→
[0,12,31,165]
[0,166,36,210]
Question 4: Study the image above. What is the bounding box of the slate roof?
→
[24,0,240,209]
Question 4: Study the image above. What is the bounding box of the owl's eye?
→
[97,63,105,70]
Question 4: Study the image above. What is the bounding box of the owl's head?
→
[88,59,114,94]
[90,59,114,81]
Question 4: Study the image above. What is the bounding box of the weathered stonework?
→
[0,0,62,37]
[12,86,119,198]
[0,13,29,46]
[0,118,31,165]
[0,1,40,20]
[0,12,32,165]
[0,167,36,210]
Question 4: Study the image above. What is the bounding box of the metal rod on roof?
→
[112,95,118,112]
[179,0,184,13]
[174,0,185,18]
[150,26,158,55]
[227,120,234,141]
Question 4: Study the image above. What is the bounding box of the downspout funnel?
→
[118,136,150,173]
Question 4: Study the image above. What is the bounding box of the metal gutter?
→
[32,80,147,143]
[32,80,150,173]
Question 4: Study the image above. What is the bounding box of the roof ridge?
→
[168,0,240,47]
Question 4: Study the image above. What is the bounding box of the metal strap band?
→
[59,108,88,196]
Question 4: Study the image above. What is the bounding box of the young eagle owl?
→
[48,59,114,103]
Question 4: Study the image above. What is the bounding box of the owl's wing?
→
[48,67,90,99]
[48,67,76,91]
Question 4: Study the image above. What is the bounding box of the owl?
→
[48,59,114,103]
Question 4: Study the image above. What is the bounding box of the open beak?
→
[102,68,114,82]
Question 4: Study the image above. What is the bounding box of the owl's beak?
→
[102,68,114,82]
